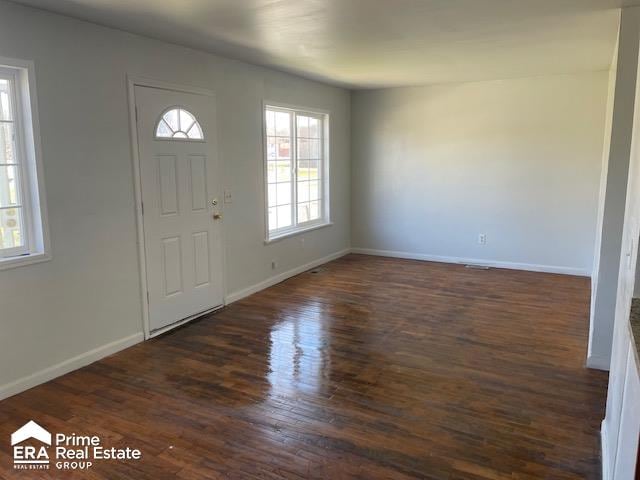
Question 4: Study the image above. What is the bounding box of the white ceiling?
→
[11,0,640,88]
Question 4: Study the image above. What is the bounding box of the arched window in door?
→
[155,107,204,140]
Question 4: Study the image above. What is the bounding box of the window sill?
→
[0,252,51,271]
[265,222,333,244]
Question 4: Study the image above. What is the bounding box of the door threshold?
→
[148,304,223,339]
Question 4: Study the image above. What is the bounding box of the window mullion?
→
[320,117,324,221]
[291,111,297,228]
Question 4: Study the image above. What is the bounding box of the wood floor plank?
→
[0,254,607,479]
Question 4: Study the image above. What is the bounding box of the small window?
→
[0,58,50,269]
[264,104,330,241]
[155,107,203,140]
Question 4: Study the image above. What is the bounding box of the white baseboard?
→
[0,332,144,401]
[225,248,351,304]
[350,248,590,277]
[587,353,611,371]
[601,420,611,480]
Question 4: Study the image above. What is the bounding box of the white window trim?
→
[262,101,331,243]
[0,57,51,271]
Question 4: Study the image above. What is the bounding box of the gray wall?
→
[0,1,351,393]
[351,72,608,275]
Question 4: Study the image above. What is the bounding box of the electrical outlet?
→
[478,233,487,245]
[271,260,277,270]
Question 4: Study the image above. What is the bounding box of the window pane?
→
[156,119,172,138]
[276,204,291,229]
[308,159,320,180]
[276,182,291,206]
[308,117,320,138]
[186,122,203,140]
[0,206,24,249]
[276,137,291,160]
[179,109,195,132]
[309,180,320,201]
[298,138,310,160]
[309,139,320,159]
[266,137,276,160]
[296,115,309,138]
[0,165,20,207]
[265,110,276,136]
[297,202,310,223]
[268,137,292,161]
[275,111,290,137]
[0,122,16,164]
[163,109,179,131]
[267,161,276,183]
[309,200,320,221]
[297,181,309,203]
[268,207,277,231]
[298,162,309,181]
[267,184,276,207]
[0,79,11,121]
[276,160,291,182]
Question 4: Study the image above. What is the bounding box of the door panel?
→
[193,231,210,287]
[135,85,223,332]
[162,236,183,296]
[189,155,208,211]
[158,155,179,215]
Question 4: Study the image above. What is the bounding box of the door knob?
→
[213,213,222,220]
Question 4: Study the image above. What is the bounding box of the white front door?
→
[135,85,224,332]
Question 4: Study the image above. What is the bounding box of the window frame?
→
[0,57,50,270]
[0,67,30,258]
[262,102,331,243]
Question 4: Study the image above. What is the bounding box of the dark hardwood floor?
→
[0,254,608,479]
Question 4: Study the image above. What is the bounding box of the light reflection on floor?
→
[267,300,329,396]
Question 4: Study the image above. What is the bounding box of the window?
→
[0,59,49,269]
[264,105,329,241]
[155,107,203,140]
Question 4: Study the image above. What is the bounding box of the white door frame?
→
[126,75,227,339]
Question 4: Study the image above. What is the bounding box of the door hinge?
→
[141,202,144,216]
[135,106,139,122]
[146,291,150,304]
